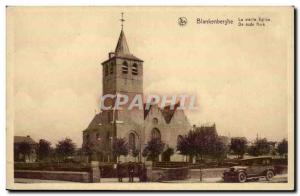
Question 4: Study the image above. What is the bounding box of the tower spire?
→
[115,12,130,54]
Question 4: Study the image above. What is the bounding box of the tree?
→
[18,142,32,161]
[55,138,76,160]
[177,132,197,162]
[194,126,218,161]
[112,138,128,162]
[230,137,247,159]
[277,139,288,157]
[212,137,228,164]
[177,125,219,162]
[38,139,51,161]
[255,138,271,155]
[248,138,271,156]
[142,137,165,162]
[178,126,219,161]
[247,145,259,156]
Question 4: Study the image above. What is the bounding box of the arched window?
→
[132,63,138,75]
[129,133,136,150]
[152,118,158,125]
[151,128,161,141]
[122,61,128,74]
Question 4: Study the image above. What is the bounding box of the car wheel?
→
[265,170,274,181]
[237,172,247,183]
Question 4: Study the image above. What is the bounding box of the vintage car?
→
[223,156,275,182]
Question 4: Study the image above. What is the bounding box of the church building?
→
[82,18,191,162]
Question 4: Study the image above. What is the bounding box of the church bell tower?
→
[101,14,144,126]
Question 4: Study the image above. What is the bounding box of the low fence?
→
[153,161,189,168]
[14,162,90,172]
[14,162,144,182]
[15,170,90,183]
[14,162,143,178]
[154,158,288,169]
[153,161,235,169]
[14,161,100,183]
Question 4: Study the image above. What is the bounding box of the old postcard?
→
[6,6,294,191]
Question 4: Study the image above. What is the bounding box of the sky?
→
[7,7,292,146]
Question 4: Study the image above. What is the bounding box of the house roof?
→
[14,136,37,144]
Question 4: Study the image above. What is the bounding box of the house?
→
[14,135,37,162]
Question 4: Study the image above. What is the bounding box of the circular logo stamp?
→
[178,17,188,26]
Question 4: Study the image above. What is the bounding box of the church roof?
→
[115,53,143,62]
[115,30,130,55]
[87,113,102,129]
[102,30,143,64]
[143,104,152,119]
[161,102,181,124]
[144,102,181,124]
[86,102,181,131]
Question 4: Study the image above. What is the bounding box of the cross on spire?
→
[115,13,130,54]
[120,12,125,30]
